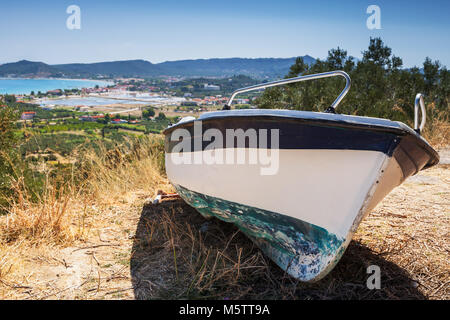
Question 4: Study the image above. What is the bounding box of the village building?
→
[203,84,220,90]
[111,118,128,124]
[21,111,36,120]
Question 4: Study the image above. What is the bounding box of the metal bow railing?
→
[414,93,426,134]
[224,70,351,113]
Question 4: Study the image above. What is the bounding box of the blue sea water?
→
[0,78,112,95]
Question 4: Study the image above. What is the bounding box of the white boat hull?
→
[166,148,403,281]
[162,109,439,281]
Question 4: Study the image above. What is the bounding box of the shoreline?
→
[0,77,114,83]
[0,78,114,95]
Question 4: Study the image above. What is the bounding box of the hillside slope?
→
[54,59,163,78]
[0,60,62,78]
[157,56,316,78]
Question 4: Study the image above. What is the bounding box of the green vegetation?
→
[0,103,18,152]
[142,107,155,118]
[27,120,103,134]
[11,101,80,120]
[0,96,176,210]
[0,98,40,208]
[234,104,252,109]
[256,38,449,131]
[170,75,259,98]
[19,133,96,157]
[0,103,20,204]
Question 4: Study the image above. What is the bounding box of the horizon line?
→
[2,55,318,66]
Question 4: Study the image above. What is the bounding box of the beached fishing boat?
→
[162,71,439,282]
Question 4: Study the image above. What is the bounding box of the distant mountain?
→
[0,56,316,79]
[157,56,316,78]
[0,60,62,78]
[54,59,163,78]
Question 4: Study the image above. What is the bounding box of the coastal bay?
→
[0,78,112,94]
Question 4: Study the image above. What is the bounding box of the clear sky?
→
[1,0,449,67]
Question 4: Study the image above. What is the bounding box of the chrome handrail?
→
[225,70,351,112]
[414,93,426,134]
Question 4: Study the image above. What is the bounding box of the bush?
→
[142,107,156,118]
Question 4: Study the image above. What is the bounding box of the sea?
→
[0,78,186,107]
[0,78,113,95]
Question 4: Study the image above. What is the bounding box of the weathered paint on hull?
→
[174,184,346,282]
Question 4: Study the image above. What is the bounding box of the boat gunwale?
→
[164,110,413,134]
[163,110,439,169]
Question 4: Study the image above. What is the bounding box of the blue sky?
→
[1,0,449,67]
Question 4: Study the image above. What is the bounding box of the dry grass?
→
[421,103,449,147]
[1,181,75,244]
[132,201,273,299]
[0,135,167,241]
[130,150,449,300]
[354,165,449,299]
[78,137,170,204]
[0,134,448,300]
[130,175,448,300]
[0,135,169,297]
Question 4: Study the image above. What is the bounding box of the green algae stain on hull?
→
[174,184,346,282]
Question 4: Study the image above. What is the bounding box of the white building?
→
[203,84,220,91]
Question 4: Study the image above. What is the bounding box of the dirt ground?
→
[0,149,448,300]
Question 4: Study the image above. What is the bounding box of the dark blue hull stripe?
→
[165,117,400,155]
[165,116,438,180]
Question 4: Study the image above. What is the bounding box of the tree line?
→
[256,38,449,133]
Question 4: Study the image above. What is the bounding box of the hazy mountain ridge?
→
[0,56,316,79]
[0,60,62,78]
[53,59,164,78]
[156,56,316,78]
